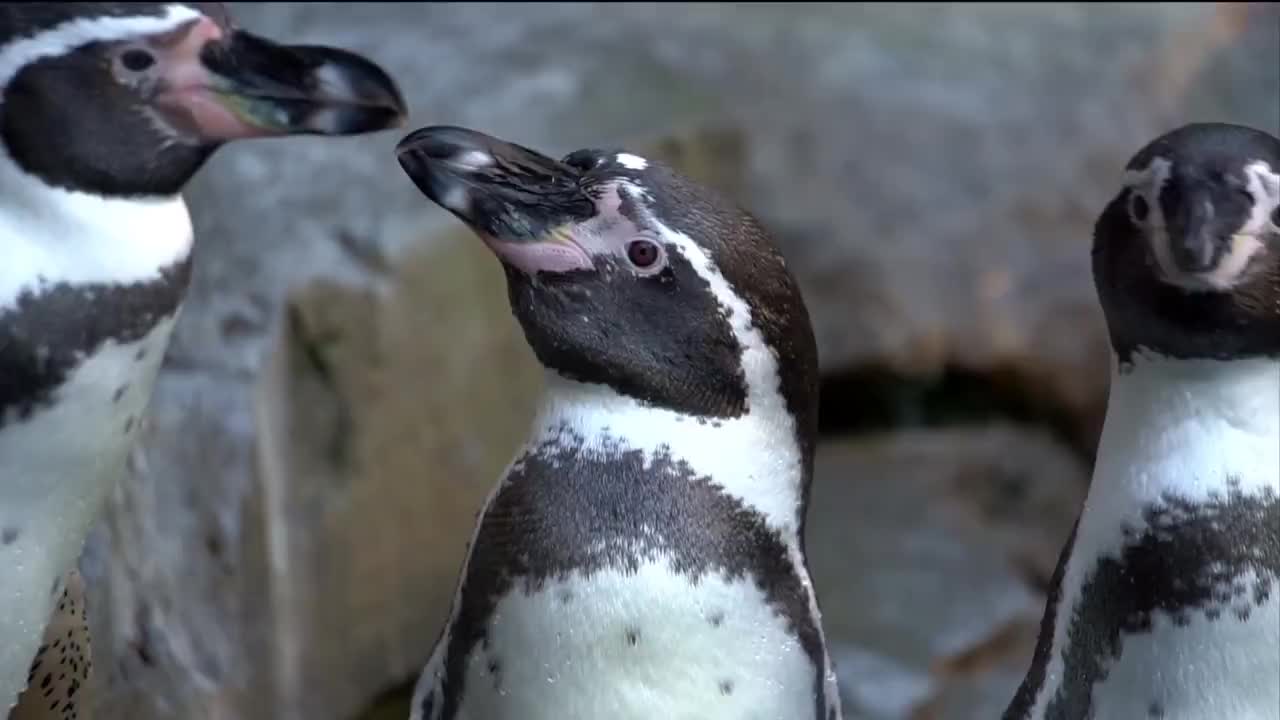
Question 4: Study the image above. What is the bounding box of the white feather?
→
[0,4,199,88]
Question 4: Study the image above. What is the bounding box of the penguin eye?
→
[625,239,663,270]
[1129,192,1150,224]
[118,48,156,73]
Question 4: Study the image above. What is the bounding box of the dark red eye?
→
[626,239,661,269]
[1130,193,1149,222]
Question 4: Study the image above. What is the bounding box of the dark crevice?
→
[817,363,1104,468]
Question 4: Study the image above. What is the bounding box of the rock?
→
[806,425,1089,719]
[71,3,1275,719]
[830,642,936,720]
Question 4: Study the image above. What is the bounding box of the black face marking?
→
[434,430,829,720]
[0,5,234,197]
[503,247,749,420]
[1092,123,1280,365]
[0,257,191,425]
[1005,482,1279,720]
[2,43,216,198]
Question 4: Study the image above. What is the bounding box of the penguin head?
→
[1092,123,1280,363]
[396,126,819,445]
[0,2,406,198]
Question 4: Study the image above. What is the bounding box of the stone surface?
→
[62,3,1278,720]
[806,426,1088,719]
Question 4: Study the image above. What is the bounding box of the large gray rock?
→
[71,3,1277,720]
[806,426,1088,719]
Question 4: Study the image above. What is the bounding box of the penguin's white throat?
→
[1111,354,1278,435]
[530,371,808,538]
[0,149,193,309]
[1096,354,1279,502]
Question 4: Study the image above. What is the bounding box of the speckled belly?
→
[0,314,177,711]
[448,559,821,720]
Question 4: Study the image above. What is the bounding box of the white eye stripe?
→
[1121,157,1172,227]
[0,4,200,89]
[1242,161,1280,234]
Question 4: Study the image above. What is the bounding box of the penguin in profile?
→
[1004,123,1280,720]
[0,2,406,712]
[395,126,842,720]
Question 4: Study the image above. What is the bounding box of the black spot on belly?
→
[436,429,828,719]
[1004,481,1279,720]
[1148,700,1165,718]
[719,679,734,695]
[2,526,18,545]
[112,384,128,403]
[0,258,191,426]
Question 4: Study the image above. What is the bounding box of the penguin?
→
[394,126,843,720]
[0,2,406,711]
[1003,123,1280,720]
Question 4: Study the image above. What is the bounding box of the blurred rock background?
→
[67,3,1277,719]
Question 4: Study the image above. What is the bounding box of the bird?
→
[0,2,406,711]
[394,125,843,720]
[1003,122,1280,720]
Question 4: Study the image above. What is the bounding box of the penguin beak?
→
[395,126,598,274]
[151,15,406,142]
[1161,185,1220,274]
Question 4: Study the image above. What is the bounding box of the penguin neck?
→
[0,147,194,310]
[1092,352,1279,506]
[529,370,811,540]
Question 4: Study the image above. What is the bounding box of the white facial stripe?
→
[0,4,200,90]
[1122,156,1173,228]
[1197,235,1264,290]
[1243,160,1280,234]
[615,153,648,170]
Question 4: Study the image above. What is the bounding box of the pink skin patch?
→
[148,17,282,141]
[480,233,594,275]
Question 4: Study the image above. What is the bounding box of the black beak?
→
[201,30,407,136]
[1165,186,1225,274]
[394,126,594,244]
[154,15,406,141]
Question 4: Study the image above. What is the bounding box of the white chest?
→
[0,158,194,311]
[1024,356,1280,720]
[448,560,820,720]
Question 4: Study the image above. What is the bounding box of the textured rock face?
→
[69,3,1278,720]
